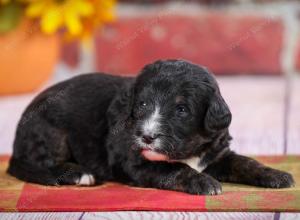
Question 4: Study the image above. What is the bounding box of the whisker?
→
[160,136,175,151]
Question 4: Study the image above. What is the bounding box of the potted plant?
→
[0,0,116,95]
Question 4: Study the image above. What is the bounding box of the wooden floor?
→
[0,75,299,219]
[0,212,300,220]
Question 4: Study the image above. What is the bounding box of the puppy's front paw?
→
[258,168,294,188]
[179,172,222,195]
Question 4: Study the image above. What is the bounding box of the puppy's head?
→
[108,60,231,160]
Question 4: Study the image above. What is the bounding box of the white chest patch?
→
[143,107,161,135]
[179,156,207,173]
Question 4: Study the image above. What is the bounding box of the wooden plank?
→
[287,75,300,154]
[82,212,275,220]
[3,212,300,220]
[281,213,300,220]
[0,212,83,220]
[218,76,285,155]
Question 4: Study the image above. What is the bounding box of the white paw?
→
[76,174,95,186]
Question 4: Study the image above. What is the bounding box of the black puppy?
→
[8,60,294,195]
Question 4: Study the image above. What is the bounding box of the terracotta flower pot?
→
[0,19,60,95]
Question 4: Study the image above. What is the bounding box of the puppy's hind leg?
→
[8,119,96,186]
[8,158,96,186]
[67,132,112,184]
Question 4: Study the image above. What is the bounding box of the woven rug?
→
[0,155,299,212]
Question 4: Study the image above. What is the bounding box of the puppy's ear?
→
[106,81,135,131]
[204,93,232,133]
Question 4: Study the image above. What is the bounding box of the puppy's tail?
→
[7,157,57,185]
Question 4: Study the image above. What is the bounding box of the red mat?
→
[1,155,300,212]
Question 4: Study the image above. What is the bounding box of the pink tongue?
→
[141,149,169,161]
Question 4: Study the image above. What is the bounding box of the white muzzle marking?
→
[142,106,161,137]
[137,106,162,149]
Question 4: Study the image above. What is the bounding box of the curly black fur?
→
[7,60,294,195]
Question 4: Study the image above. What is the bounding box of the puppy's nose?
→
[142,135,157,145]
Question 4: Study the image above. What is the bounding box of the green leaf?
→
[0,2,22,33]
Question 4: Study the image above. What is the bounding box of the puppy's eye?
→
[139,101,147,107]
[176,105,189,117]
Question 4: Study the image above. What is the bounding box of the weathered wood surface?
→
[0,212,83,220]
[82,212,275,220]
[0,212,278,220]
[281,213,300,220]
[2,212,299,220]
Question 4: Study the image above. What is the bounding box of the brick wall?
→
[88,1,300,76]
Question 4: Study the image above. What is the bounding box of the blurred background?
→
[0,0,299,155]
